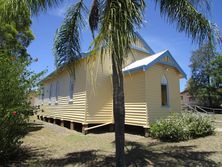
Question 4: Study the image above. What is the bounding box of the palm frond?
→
[0,0,62,17]
[27,0,63,14]
[53,0,86,68]
[92,0,145,64]
[154,0,221,45]
[188,0,211,15]
[89,0,100,38]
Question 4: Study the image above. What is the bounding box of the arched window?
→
[161,75,168,106]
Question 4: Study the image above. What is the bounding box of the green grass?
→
[65,134,92,142]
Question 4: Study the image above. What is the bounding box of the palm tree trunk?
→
[112,55,125,167]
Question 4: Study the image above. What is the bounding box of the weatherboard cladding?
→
[145,64,181,124]
[40,62,87,123]
[85,56,113,124]
[37,33,184,128]
[134,32,155,54]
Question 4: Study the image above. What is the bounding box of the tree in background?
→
[1,0,221,166]
[208,55,222,104]
[189,44,222,107]
[0,4,43,161]
[0,4,34,57]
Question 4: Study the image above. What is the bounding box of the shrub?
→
[183,112,215,138]
[0,7,42,162]
[0,109,29,159]
[150,112,215,142]
[0,53,42,161]
[150,114,190,142]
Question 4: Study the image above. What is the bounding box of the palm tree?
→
[1,0,221,166]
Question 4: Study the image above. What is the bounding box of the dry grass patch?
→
[2,116,222,166]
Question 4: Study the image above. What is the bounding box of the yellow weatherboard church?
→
[35,33,186,136]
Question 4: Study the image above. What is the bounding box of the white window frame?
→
[68,75,74,103]
[49,84,52,105]
[55,80,59,104]
[161,75,169,107]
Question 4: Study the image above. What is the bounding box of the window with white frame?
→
[49,83,52,104]
[55,80,59,104]
[161,75,168,106]
[68,75,74,102]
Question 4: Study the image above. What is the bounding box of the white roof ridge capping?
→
[122,50,187,79]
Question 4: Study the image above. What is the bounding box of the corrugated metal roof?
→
[122,50,186,78]
[40,33,186,82]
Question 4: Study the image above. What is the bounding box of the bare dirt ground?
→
[3,115,222,167]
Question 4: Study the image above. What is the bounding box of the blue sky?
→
[28,0,222,91]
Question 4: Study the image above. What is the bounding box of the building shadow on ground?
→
[88,125,145,137]
[0,121,44,165]
[15,140,219,167]
[124,141,219,167]
[2,120,220,166]
[0,146,50,166]
[26,122,44,133]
